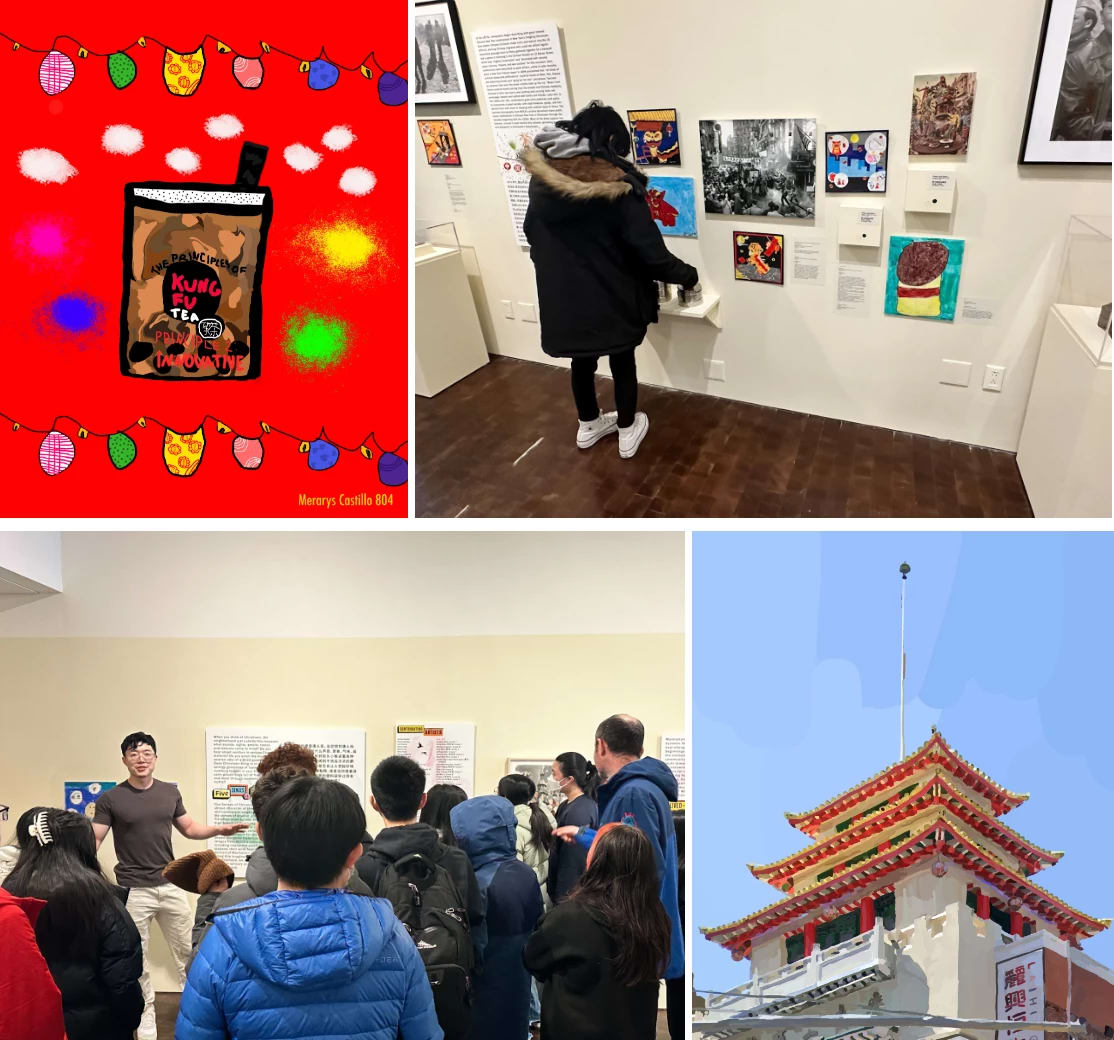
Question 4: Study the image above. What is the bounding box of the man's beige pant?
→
[125,883,192,1034]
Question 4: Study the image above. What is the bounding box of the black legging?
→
[570,348,637,428]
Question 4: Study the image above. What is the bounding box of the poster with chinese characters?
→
[395,723,476,796]
[205,726,366,875]
[996,951,1044,1040]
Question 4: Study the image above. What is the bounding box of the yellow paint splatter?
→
[309,221,378,272]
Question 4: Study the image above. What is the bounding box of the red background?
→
[1,8,407,517]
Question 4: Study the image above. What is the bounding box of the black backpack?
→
[373,851,474,1039]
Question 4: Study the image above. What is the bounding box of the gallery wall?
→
[414,0,1112,451]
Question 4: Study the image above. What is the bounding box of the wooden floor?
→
[416,356,1033,518]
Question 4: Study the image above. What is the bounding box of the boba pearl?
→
[378,70,407,106]
[307,58,340,91]
[307,437,340,471]
[378,452,408,487]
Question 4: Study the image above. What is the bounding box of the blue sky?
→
[692,532,1113,999]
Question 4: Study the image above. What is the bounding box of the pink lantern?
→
[232,436,264,469]
[232,55,264,89]
[39,50,76,96]
[39,430,75,475]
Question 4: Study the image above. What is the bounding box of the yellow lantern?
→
[163,426,206,477]
[163,45,206,96]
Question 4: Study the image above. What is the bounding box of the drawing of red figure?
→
[647,187,678,227]
[745,235,781,275]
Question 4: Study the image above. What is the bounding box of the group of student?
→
[0,712,683,1040]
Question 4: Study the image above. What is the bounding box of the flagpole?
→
[899,562,910,758]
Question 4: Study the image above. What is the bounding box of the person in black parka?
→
[523,101,700,460]
[2,808,143,1040]
[524,822,670,1040]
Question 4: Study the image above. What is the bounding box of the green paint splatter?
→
[283,312,350,369]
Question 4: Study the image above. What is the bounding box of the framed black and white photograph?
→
[415,0,476,105]
[506,759,565,816]
[1020,0,1112,164]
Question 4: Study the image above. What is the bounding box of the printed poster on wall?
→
[205,726,366,875]
[996,951,1044,1040]
[396,723,476,796]
[471,22,572,246]
[660,732,686,809]
[64,781,118,819]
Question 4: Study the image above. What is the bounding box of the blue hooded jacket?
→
[175,889,443,1040]
[594,757,683,980]
[450,797,542,1040]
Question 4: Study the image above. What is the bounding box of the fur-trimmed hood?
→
[522,146,645,202]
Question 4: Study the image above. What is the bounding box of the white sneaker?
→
[576,411,618,449]
[618,413,649,458]
[137,1007,157,1040]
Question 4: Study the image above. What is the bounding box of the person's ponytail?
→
[582,760,600,801]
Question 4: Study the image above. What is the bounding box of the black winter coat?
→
[37,885,143,1040]
[524,900,658,1040]
[522,147,699,358]
[547,795,597,905]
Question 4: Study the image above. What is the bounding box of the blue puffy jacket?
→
[591,757,684,980]
[450,797,542,1040]
[175,889,443,1040]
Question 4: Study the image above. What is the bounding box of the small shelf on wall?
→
[659,290,722,329]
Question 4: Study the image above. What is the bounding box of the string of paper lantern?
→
[0,410,407,484]
[0,31,406,104]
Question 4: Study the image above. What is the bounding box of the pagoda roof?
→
[784,731,1028,835]
[703,814,1108,952]
[750,773,1062,887]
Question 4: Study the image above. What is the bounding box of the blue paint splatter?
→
[50,293,100,333]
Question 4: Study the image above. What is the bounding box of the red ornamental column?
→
[1010,911,1023,936]
[803,921,817,956]
[976,892,990,919]
[860,896,876,933]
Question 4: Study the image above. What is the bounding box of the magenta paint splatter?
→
[14,215,73,268]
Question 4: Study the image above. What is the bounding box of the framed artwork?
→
[825,131,888,193]
[415,0,476,105]
[506,759,565,816]
[700,118,816,218]
[885,236,966,321]
[910,73,977,154]
[1020,0,1112,164]
[647,176,697,237]
[628,109,682,165]
[418,119,462,166]
[734,231,785,284]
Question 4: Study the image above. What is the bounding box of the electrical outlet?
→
[983,364,1006,392]
[501,300,514,319]
[518,302,538,323]
[704,359,726,381]
[939,358,972,387]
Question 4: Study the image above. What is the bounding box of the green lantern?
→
[107,51,137,89]
[107,432,137,469]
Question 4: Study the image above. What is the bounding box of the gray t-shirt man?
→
[93,779,187,888]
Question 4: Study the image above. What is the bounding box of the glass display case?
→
[1055,214,1111,366]
[415,220,461,264]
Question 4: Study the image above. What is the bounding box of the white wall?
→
[0,533,62,591]
[415,0,1112,451]
[0,531,683,637]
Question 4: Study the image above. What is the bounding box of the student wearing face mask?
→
[545,753,599,906]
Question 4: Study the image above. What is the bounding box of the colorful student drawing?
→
[885,236,965,321]
[628,109,682,165]
[4,16,408,519]
[647,176,697,238]
[825,131,887,193]
[734,231,784,285]
[64,781,117,819]
[417,118,462,166]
